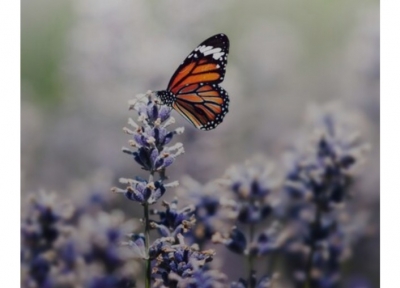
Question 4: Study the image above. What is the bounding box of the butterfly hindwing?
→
[172,83,229,130]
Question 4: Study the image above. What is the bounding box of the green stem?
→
[144,202,151,288]
[248,223,255,288]
[268,250,278,276]
[304,204,322,288]
[144,173,154,288]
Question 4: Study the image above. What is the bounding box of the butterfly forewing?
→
[167,34,229,95]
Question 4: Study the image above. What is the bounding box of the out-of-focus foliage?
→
[21,1,72,106]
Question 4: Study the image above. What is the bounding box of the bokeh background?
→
[21,0,379,286]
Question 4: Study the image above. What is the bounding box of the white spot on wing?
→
[203,48,222,56]
[199,45,213,53]
[213,52,225,60]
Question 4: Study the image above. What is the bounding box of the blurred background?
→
[21,0,379,286]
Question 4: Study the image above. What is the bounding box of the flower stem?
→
[144,173,154,288]
[248,223,255,288]
[144,202,151,288]
[304,203,322,288]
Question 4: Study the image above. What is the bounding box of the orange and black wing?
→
[167,34,230,130]
[172,83,229,130]
[167,34,229,95]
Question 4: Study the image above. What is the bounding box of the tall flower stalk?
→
[113,93,231,287]
[283,104,369,288]
[144,200,151,287]
[112,92,184,288]
[213,158,283,287]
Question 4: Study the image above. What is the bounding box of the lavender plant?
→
[21,189,139,288]
[283,104,370,288]
[212,158,283,288]
[112,93,228,287]
[175,177,228,248]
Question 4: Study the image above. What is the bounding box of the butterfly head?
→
[156,90,175,106]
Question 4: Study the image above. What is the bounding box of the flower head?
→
[21,191,73,287]
[176,176,227,246]
[112,177,179,205]
[151,198,196,238]
[213,223,283,257]
[123,93,184,175]
[114,93,184,207]
[151,234,216,287]
[284,104,368,209]
[222,157,280,224]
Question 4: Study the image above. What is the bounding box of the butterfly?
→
[155,34,230,130]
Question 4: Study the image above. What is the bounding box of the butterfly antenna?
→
[129,90,153,110]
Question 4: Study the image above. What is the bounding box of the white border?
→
[0,0,20,285]
[381,0,399,287]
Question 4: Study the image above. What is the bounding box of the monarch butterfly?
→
[155,34,230,130]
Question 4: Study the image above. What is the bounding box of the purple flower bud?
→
[133,132,148,147]
[159,106,171,122]
[150,148,159,166]
[225,227,247,255]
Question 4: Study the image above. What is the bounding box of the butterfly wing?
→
[172,83,229,130]
[167,33,229,94]
[167,34,230,130]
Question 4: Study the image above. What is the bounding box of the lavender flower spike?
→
[114,92,185,288]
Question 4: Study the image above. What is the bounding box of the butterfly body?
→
[155,34,230,131]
